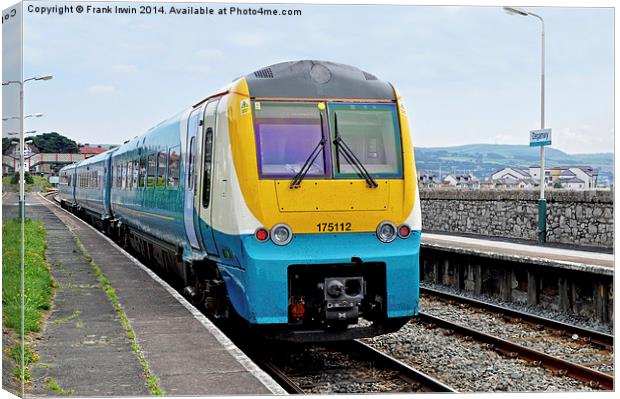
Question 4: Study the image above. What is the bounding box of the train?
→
[59,60,421,342]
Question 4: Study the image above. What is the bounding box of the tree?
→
[2,137,13,155]
[31,132,79,153]
[10,171,34,184]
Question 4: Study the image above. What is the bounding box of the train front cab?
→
[202,62,421,342]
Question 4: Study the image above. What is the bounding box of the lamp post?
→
[504,6,547,243]
[2,74,52,389]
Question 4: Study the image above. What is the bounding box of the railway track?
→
[252,340,456,394]
[420,287,614,390]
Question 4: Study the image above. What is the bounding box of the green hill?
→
[414,144,613,183]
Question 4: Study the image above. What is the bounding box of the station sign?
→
[530,128,552,147]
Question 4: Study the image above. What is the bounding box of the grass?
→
[45,377,73,395]
[32,175,54,190]
[2,218,53,333]
[2,174,54,191]
[1,218,54,384]
[72,235,164,396]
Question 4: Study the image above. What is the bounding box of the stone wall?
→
[419,189,614,248]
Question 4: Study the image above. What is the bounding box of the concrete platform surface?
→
[3,192,285,396]
[422,233,614,273]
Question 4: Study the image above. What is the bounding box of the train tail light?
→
[290,298,305,321]
[398,224,411,239]
[255,227,269,242]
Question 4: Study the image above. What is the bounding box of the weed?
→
[45,377,74,395]
[72,236,164,396]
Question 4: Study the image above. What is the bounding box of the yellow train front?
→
[210,61,421,341]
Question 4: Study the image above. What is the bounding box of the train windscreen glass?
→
[253,101,326,177]
[329,103,402,178]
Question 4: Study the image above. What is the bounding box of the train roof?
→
[71,147,118,169]
[243,60,396,100]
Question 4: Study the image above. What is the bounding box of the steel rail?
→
[418,312,613,390]
[348,340,457,393]
[421,286,613,348]
[257,360,306,394]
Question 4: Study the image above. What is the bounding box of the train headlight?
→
[271,224,293,246]
[376,221,397,243]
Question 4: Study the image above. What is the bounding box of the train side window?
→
[128,161,133,189]
[120,163,126,189]
[124,161,129,189]
[202,127,213,207]
[133,159,139,188]
[188,137,196,190]
[157,151,167,187]
[138,157,146,188]
[118,164,123,188]
[168,146,180,188]
[147,154,156,187]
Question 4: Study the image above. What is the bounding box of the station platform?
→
[2,192,285,396]
[422,233,613,274]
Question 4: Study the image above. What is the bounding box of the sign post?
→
[530,128,552,243]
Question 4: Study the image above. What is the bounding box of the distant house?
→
[443,173,480,189]
[417,171,440,188]
[531,165,598,189]
[491,167,530,181]
[561,177,587,190]
[79,143,118,158]
[494,177,533,190]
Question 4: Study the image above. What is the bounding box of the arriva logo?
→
[240,99,250,115]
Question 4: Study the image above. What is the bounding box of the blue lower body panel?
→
[212,230,421,325]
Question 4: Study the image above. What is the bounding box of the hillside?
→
[414,144,613,183]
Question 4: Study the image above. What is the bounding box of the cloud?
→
[88,85,116,94]
[112,64,138,73]
[184,65,212,73]
[196,49,224,59]
[554,126,613,154]
[489,134,521,145]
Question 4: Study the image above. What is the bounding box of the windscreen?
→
[330,103,402,178]
[253,101,326,177]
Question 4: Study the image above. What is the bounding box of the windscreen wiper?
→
[290,114,326,189]
[333,114,379,188]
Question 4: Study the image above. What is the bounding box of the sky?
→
[1,0,615,154]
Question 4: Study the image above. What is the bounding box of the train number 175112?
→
[316,222,352,232]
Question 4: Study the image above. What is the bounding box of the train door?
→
[184,107,204,251]
[103,153,112,218]
[197,100,219,255]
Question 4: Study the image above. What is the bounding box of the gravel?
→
[421,296,614,376]
[421,281,613,335]
[267,345,425,394]
[363,319,598,393]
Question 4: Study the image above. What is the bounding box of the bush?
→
[10,172,34,185]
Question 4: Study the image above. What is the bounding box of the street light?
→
[3,113,44,121]
[504,6,547,243]
[2,74,52,390]
[7,130,37,136]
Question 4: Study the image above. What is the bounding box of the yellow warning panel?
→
[274,179,390,212]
